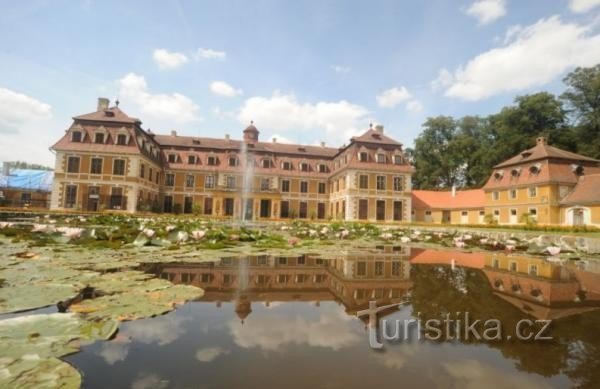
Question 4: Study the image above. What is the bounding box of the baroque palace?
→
[50,98,414,222]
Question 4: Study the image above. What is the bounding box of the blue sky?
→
[1,0,599,166]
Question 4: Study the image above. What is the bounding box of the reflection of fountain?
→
[240,122,259,224]
[234,257,251,324]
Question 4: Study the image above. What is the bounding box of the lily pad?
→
[0,357,81,389]
[0,284,79,314]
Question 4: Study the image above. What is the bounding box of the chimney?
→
[272,137,277,143]
[225,134,230,140]
[451,185,456,197]
[374,124,384,134]
[97,97,109,111]
[320,141,326,147]
[171,130,177,137]
[536,136,547,145]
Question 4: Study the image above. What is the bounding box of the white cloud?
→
[441,16,600,101]
[210,81,243,97]
[238,91,369,144]
[569,0,600,13]
[267,133,294,144]
[152,49,188,70]
[465,0,506,25]
[118,72,200,123]
[228,309,361,351]
[442,359,551,389]
[195,347,230,362]
[376,86,423,112]
[124,315,187,346]
[430,68,454,91]
[131,373,169,389]
[0,87,52,133]
[331,65,350,74]
[196,48,226,60]
[98,342,129,365]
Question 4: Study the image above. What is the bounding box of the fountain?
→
[239,122,259,224]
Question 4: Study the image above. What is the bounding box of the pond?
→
[63,247,600,388]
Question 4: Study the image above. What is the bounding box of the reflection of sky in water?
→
[65,300,569,389]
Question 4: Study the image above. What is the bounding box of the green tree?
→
[412,116,459,189]
[561,65,600,158]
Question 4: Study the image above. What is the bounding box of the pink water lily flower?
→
[192,230,206,240]
[546,246,561,256]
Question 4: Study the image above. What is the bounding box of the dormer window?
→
[300,162,309,172]
[116,134,127,145]
[376,153,386,163]
[229,156,238,166]
[318,163,327,173]
[493,170,504,180]
[359,152,368,162]
[71,131,82,142]
[511,168,521,177]
[94,133,105,144]
[394,155,403,165]
[188,155,196,165]
[262,159,273,168]
[282,161,292,170]
[529,163,541,175]
[571,164,584,175]
[207,156,217,166]
[521,151,532,158]
[167,154,177,163]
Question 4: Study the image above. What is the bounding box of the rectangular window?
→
[278,257,288,265]
[510,261,518,272]
[393,176,403,191]
[359,152,368,162]
[205,175,215,188]
[282,161,292,170]
[188,155,196,164]
[509,189,517,199]
[64,185,77,208]
[167,154,177,163]
[461,211,468,216]
[110,187,123,209]
[207,156,217,166]
[300,181,308,193]
[357,262,367,276]
[113,159,125,175]
[376,153,386,163]
[165,173,175,186]
[224,198,234,216]
[229,156,237,166]
[71,131,82,142]
[280,201,290,218]
[262,159,272,168]
[155,171,159,184]
[529,264,538,276]
[394,155,403,165]
[297,255,306,265]
[20,192,31,206]
[204,197,213,215]
[300,163,309,172]
[318,182,326,194]
[375,261,384,276]
[94,132,104,144]
[226,176,236,189]
[67,156,80,173]
[90,158,102,174]
[318,164,327,173]
[299,202,308,218]
[359,175,368,189]
[317,202,325,219]
[358,199,368,220]
[148,168,153,181]
[281,180,290,192]
[393,201,403,221]
[528,186,537,198]
[116,134,127,145]
[492,191,499,200]
[260,178,270,191]
[392,261,401,276]
[140,163,145,178]
[185,175,195,188]
[376,176,386,190]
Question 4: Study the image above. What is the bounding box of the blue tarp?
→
[0,169,54,191]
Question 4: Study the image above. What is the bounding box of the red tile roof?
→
[412,189,485,209]
[351,128,402,146]
[73,107,141,124]
[560,174,600,205]
[494,137,599,168]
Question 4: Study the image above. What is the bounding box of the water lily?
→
[380,232,393,240]
[59,227,84,239]
[546,246,561,256]
[166,225,176,232]
[309,229,318,237]
[288,237,300,246]
[479,238,488,244]
[506,239,517,245]
[191,230,206,240]
[0,222,12,229]
[229,234,240,241]
[400,236,411,243]
[453,237,463,243]
[455,241,466,248]
[505,245,515,252]
[463,234,472,240]
[142,228,155,238]
[320,227,329,234]
[175,231,188,243]
[340,229,350,239]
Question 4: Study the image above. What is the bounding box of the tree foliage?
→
[412,65,599,189]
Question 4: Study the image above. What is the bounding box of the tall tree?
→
[561,65,600,158]
[412,116,459,189]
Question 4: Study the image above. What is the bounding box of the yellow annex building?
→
[50,98,414,222]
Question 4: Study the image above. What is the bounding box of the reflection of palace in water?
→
[145,246,600,322]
